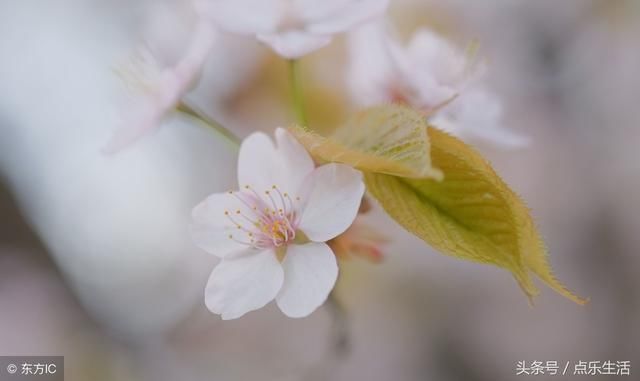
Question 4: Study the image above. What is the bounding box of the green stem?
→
[177,101,241,150]
[288,59,309,127]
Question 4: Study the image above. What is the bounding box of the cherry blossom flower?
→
[196,0,390,59]
[190,128,365,319]
[104,19,217,153]
[347,22,528,147]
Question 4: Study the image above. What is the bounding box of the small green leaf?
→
[289,105,585,305]
[288,105,443,179]
[365,127,587,305]
[365,127,586,304]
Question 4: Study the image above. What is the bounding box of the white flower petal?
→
[276,242,338,318]
[293,0,345,20]
[435,90,529,148]
[237,131,280,193]
[298,163,364,242]
[274,128,315,192]
[427,115,462,137]
[196,0,282,35]
[302,0,389,34]
[410,73,458,107]
[206,250,284,320]
[257,31,331,59]
[190,192,258,258]
[238,129,316,199]
[347,21,395,106]
[407,29,464,85]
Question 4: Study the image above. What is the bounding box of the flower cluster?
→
[115,1,546,319]
[112,0,521,152]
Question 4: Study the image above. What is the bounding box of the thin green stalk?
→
[288,59,309,127]
[177,101,241,150]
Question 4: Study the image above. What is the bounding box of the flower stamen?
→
[225,185,298,249]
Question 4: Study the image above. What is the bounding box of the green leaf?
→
[288,105,443,179]
[364,126,587,305]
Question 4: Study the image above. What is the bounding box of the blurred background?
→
[1,0,639,380]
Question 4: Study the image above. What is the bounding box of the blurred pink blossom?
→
[197,0,389,58]
[348,22,528,147]
[104,20,217,153]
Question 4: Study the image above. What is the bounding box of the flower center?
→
[224,185,301,250]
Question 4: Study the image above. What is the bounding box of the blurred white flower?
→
[104,20,217,153]
[348,22,528,147]
[196,0,389,58]
[191,128,365,319]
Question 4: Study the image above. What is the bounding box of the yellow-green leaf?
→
[365,126,587,305]
[288,105,443,179]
